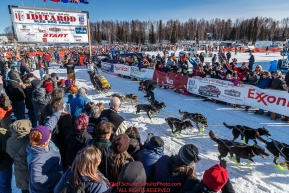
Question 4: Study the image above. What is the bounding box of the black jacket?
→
[249,55,255,64]
[63,61,77,74]
[95,108,126,140]
[24,80,40,110]
[6,80,26,102]
[66,128,92,166]
[143,80,157,91]
[20,65,30,76]
[32,88,51,122]
[0,128,13,171]
[269,76,283,90]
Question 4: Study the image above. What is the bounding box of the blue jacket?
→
[134,142,164,182]
[153,155,187,193]
[255,77,272,89]
[26,111,63,193]
[62,93,76,104]
[54,168,108,193]
[69,94,91,121]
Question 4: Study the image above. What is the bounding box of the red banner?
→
[153,71,188,90]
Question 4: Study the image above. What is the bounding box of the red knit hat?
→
[44,81,54,93]
[203,164,228,192]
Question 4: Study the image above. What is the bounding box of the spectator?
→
[254,64,263,76]
[66,113,92,167]
[226,50,231,62]
[20,59,31,77]
[180,161,235,193]
[192,66,204,77]
[6,120,32,193]
[62,84,78,104]
[134,135,164,182]
[199,53,204,64]
[268,70,283,90]
[63,59,77,81]
[0,127,13,193]
[242,71,259,85]
[54,146,109,193]
[26,106,64,193]
[125,127,142,157]
[153,144,201,192]
[0,93,13,129]
[5,72,26,120]
[96,97,127,140]
[255,71,272,89]
[212,54,217,64]
[104,161,146,193]
[248,52,255,72]
[38,57,45,79]
[203,63,212,78]
[106,134,134,182]
[8,61,22,83]
[87,102,104,137]
[69,87,91,121]
[237,62,249,81]
[88,121,114,178]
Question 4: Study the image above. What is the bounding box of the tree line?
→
[90,17,289,44]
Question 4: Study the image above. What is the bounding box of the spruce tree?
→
[149,24,156,44]
[171,22,177,44]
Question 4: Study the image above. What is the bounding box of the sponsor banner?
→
[15,24,88,43]
[186,77,246,105]
[153,71,188,90]
[130,66,154,80]
[245,86,289,116]
[12,8,87,26]
[113,64,130,76]
[101,62,114,73]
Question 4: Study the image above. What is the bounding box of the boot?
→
[281,116,289,122]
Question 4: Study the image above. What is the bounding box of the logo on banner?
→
[74,35,82,38]
[25,33,36,40]
[75,27,87,34]
[248,88,289,107]
[78,15,85,25]
[114,66,129,72]
[49,27,61,32]
[166,76,173,84]
[75,39,81,42]
[15,11,25,21]
[19,25,30,32]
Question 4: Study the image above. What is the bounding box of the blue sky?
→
[1,0,289,33]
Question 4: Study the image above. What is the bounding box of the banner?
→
[130,66,154,80]
[15,24,88,43]
[113,64,130,76]
[101,62,114,73]
[11,8,88,26]
[153,71,188,90]
[245,86,289,116]
[186,77,246,105]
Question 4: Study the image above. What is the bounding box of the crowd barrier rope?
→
[101,62,289,116]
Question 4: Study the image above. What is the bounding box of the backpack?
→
[60,177,93,193]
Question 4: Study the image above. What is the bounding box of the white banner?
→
[187,77,246,105]
[15,24,88,43]
[130,66,154,80]
[245,86,289,116]
[113,64,130,76]
[11,8,87,26]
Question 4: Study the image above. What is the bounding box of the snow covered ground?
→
[12,52,289,193]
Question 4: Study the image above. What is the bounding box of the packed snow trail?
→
[68,66,289,193]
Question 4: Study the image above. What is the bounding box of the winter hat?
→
[32,126,51,145]
[242,62,247,65]
[150,136,164,147]
[65,79,73,87]
[112,134,130,154]
[178,144,201,165]
[11,61,18,67]
[59,79,65,86]
[44,81,54,93]
[203,164,229,192]
[117,161,146,191]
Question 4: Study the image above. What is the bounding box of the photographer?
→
[139,80,157,102]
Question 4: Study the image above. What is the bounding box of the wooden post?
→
[8,5,18,56]
[270,113,276,120]
[87,18,92,58]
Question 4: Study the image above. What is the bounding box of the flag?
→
[80,0,89,4]
[50,0,59,2]
[70,0,80,3]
